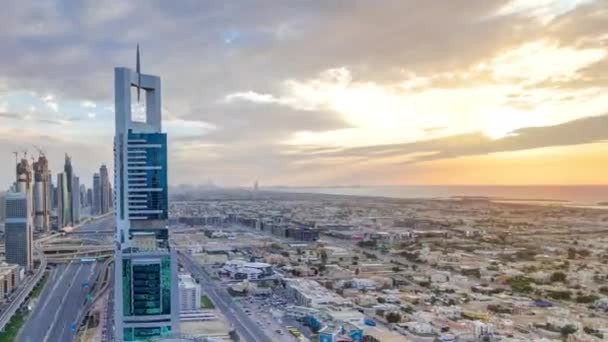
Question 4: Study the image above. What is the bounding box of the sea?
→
[269,185,608,207]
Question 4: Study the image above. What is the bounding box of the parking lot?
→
[237,290,310,342]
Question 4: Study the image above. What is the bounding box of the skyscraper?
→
[100,164,110,214]
[64,154,73,224]
[71,176,80,224]
[113,48,179,341]
[4,192,33,270]
[33,155,51,232]
[16,157,33,218]
[0,192,6,223]
[47,172,54,211]
[93,173,101,215]
[56,172,69,229]
[86,188,93,209]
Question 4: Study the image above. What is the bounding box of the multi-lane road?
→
[16,215,114,342]
[178,252,274,342]
[17,262,101,342]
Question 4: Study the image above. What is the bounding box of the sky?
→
[0,0,607,187]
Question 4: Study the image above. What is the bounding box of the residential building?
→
[179,274,201,312]
[0,263,20,301]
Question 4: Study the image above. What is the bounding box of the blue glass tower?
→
[113,48,179,341]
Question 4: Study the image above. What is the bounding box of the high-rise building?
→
[71,176,80,224]
[93,173,101,215]
[51,184,57,211]
[64,154,74,224]
[100,164,110,214]
[56,172,70,229]
[86,188,93,209]
[16,158,33,217]
[0,192,5,223]
[4,192,33,270]
[47,172,54,211]
[33,155,51,232]
[79,184,86,209]
[113,49,179,341]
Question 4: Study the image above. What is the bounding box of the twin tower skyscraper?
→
[113,48,179,341]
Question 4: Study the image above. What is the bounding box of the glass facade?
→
[132,263,161,315]
[122,256,172,317]
[126,130,168,220]
[123,326,171,341]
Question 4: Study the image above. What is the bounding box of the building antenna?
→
[136,44,141,103]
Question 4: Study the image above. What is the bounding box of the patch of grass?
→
[201,295,215,309]
[31,272,49,299]
[0,311,26,342]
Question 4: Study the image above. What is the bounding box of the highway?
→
[178,252,273,342]
[17,262,101,342]
[0,240,47,333]
[15,216,114,342]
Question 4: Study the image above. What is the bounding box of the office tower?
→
[51,184,57,210]
[113,49,179,341]
[64,154,74,224]
[100,164,110,214]
[0,192,6,222]
[86,188,93,209]
[71,176,80,224]
[56,173,69,229]
[93,173,101,215]
[79,184,85,208]
[33,155,51,232]
[109,183,113,208]
[47,172,54,211]
[4,192,33,270]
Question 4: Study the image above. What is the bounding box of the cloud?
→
[496,0,595,23]
[0,0,605,186]
[81,100,96,108]
[304,114,608,165]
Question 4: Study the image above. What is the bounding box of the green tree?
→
[567,247,576,259]
[575,294,599,303]
[550,271,567,283]
[560,324,577,337]
[385,312,401,323]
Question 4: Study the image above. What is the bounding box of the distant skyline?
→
[0,0,607,187]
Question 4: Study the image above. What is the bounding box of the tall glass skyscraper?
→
[113,51,179,341]
[4,192,33,270]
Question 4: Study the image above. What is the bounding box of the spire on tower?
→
[136,44,141,102]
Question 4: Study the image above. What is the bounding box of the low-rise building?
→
[178,274,201,312]
[0,263,19,300]
[286,278,344,307]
